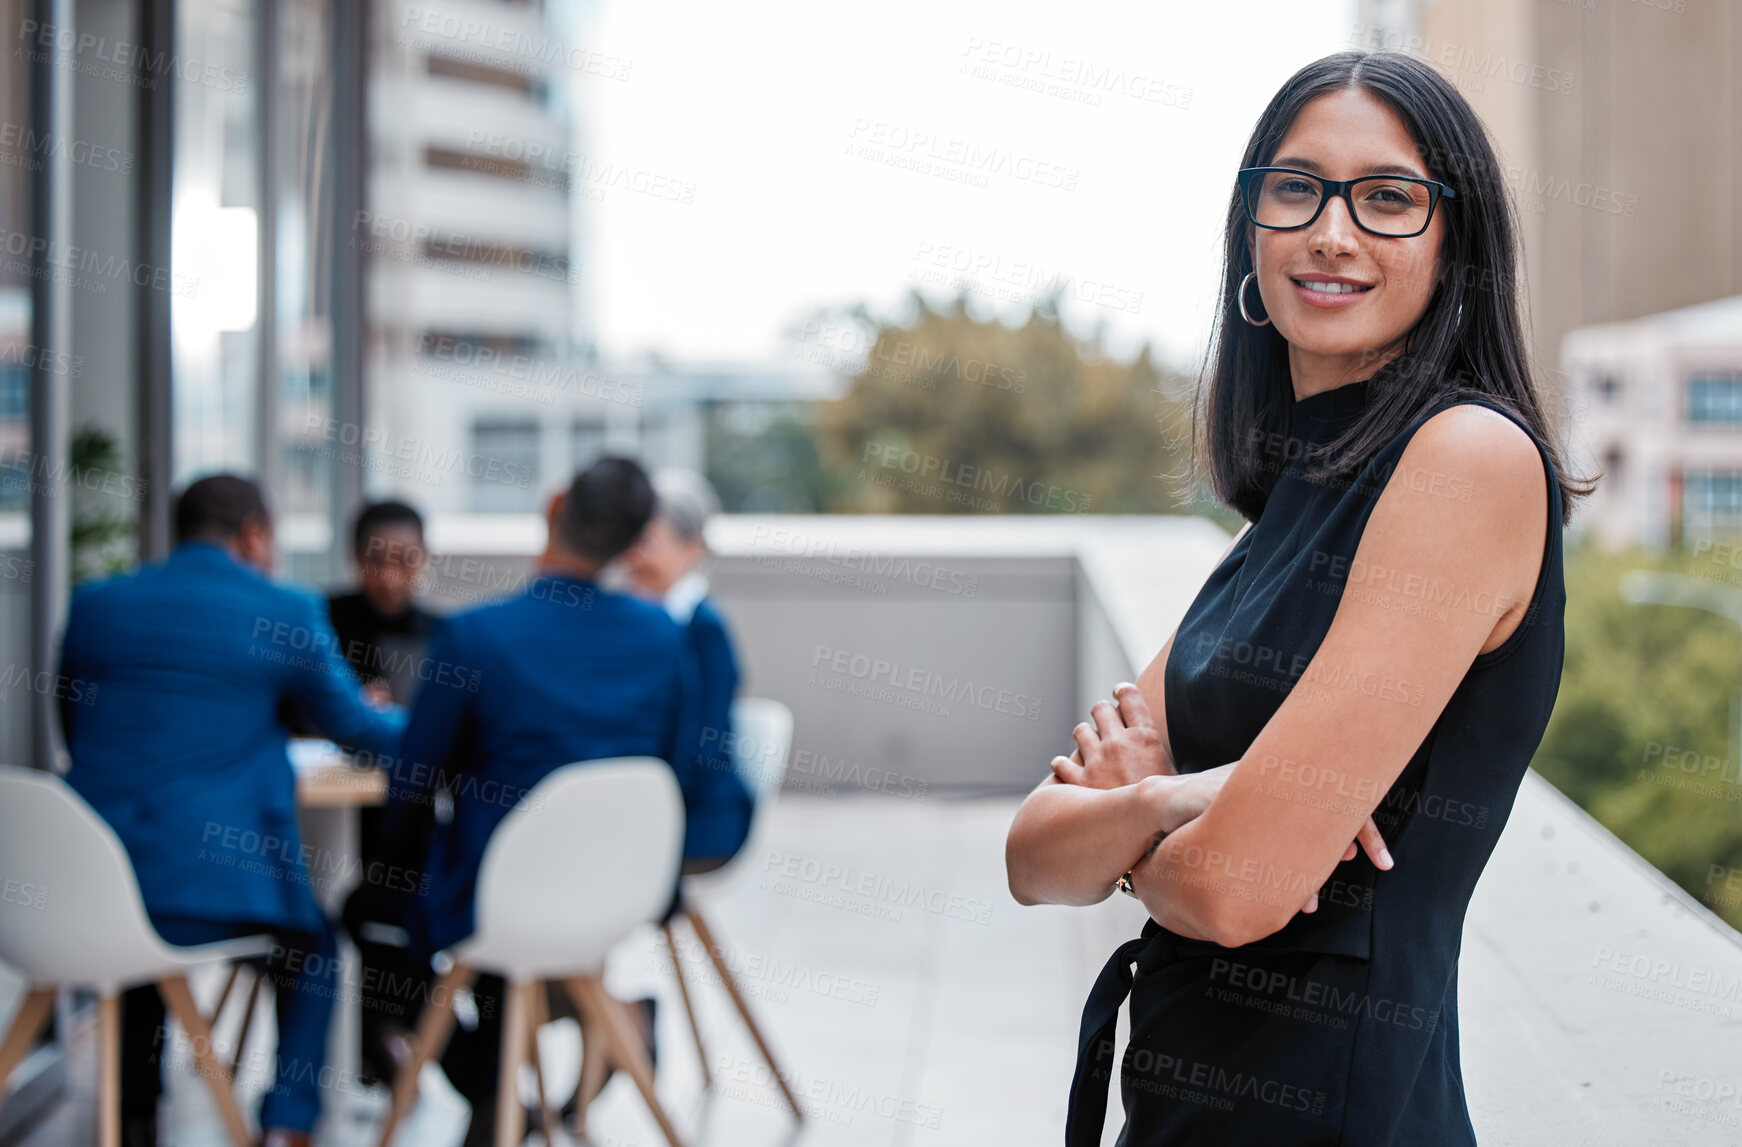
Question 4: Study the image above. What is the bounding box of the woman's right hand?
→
[1301,820,1394,914]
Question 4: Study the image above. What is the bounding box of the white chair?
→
[664,697,803,1122]
[0,766,271,1147]
[375,758,688,1147]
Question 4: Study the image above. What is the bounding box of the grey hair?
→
[652,468,720,546]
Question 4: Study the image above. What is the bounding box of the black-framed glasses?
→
[1236,166,1457,239]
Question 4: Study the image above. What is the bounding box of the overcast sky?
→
[580,0,1356,373]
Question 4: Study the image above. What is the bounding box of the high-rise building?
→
[1353,0,1742,409]
[356,1,840,525]
[361,0,629,516]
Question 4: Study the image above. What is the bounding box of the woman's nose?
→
[1307,195,1361,258]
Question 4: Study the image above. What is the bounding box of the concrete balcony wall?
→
[712,553,1076,789]
[707,514,1229,791]
[414,514,1229,791]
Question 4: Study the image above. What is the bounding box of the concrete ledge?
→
[1463,772,1742,1146]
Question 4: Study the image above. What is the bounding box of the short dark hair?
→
[174,474,270,544]
[352,500,424,562]
[553,456,655,564]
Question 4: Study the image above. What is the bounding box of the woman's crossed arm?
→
[1006,407,1548,945]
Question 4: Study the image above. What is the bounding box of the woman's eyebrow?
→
[1362,162,1430,178]
[1271,155,1429,179]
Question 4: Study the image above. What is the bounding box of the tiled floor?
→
[7,792,1144,1146]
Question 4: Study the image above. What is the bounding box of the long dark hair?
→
[1197,50,1589,525]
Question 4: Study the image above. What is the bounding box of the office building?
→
[1354,0,1742,419]
[1563,295,1742,549]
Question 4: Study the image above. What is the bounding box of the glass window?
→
[0,368,25,418]
[1686,375,1742,425]
[171,0,262,482]
[470,418,541,512]
[277,0,338,520]
[571,418,607,474]
[640,413,664,460]
[0,0,29,515]
[419,331,546,361]
[0,0,32,769]
[422,235,569,281]
[0,367,26,512]
[1685,470,1742,527]
[426,53,546,100]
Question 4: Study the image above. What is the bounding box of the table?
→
[297,763,388,809]
[292,745,388,1085]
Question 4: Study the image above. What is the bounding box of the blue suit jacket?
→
[58,541,406,934]
[388,575,702,954]
[684,598,753,861]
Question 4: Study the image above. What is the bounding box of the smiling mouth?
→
[1293,279,1374,295]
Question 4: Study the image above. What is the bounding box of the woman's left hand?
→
[1050,682,1172,790]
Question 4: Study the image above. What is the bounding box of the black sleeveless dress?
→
[1065,364,1567,1146]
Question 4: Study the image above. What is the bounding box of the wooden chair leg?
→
[211,964,241,1030]
[97,993,120,1147]
[525,980,559,1138]
[493,980,528,1147]
[686,907,801,1121]
[377,962,473,1147]
[566,978,685,1147]
[159,976,252,1147]
[663,921,710,1086]
[226,969,265,1079]
[0,986,56,1098]
[568,990,610,1136]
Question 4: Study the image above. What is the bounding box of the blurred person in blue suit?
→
[379,456,701,1141]
[58,475,405,1147]
[622,468,754,872]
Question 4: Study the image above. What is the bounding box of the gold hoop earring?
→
[1238,271,1271,327]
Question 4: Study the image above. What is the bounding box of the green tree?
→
[704,401,839,513]
[816,293,1200,515]
[69,425,135,583]
[1533,542,1742,930]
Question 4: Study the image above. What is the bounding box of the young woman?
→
[1005,50,1586,1145]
